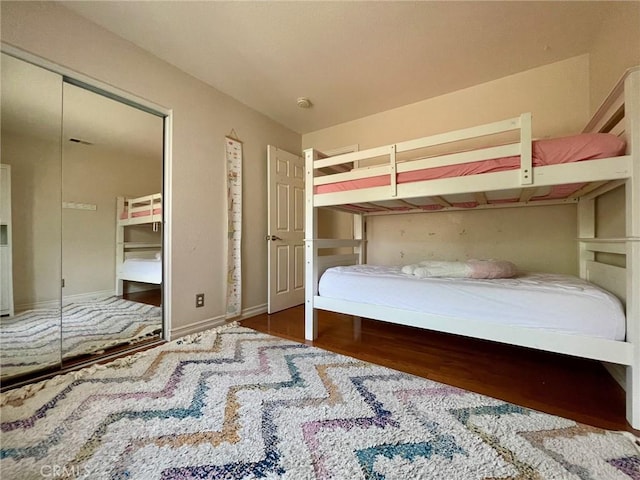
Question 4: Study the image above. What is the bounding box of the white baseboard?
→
[169,315,227,339]
[237,303,267,320]
[602,361,626,390]
[15,289,116,313]
[169,303,268,340]
[62,290,115,306]
[14,299,59,313]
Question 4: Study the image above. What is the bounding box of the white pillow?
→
[403,260,517,279]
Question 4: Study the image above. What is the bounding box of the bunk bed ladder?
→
[624,69,640,429]
[579,68,639,429]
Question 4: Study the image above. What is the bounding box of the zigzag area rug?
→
[1,324,638,480]
[0,297,162,379]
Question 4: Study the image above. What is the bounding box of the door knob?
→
[265,235,283,241]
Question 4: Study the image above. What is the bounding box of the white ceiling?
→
[60,1,614,135]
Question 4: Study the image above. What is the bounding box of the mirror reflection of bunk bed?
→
[116,194,163,304]
[0,195,164,382]
[303,68,639,429]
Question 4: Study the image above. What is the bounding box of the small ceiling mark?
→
[69,138,94,145]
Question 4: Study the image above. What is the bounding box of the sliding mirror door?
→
[60,83,164,366]
[0,53,64,379]
[0,51,166,382]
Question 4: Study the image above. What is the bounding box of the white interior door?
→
[267,146,305,313]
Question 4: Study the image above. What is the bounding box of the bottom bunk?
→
[119,251,162,284]
[115,249,162,296]
[305,238,638,428]
[311,263,631,366]
[319,265,625,341]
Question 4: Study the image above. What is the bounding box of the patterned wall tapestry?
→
[225,136,242,318]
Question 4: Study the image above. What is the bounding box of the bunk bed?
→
[115,194,162,296]
[303,67,640,429]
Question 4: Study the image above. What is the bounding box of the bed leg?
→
[627,363,640,429]
[115,279,123,297]
[352,316,362,341]
[305,305,317,341]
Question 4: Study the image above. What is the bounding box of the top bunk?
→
[117,193,162,226]
[304,68,638,215]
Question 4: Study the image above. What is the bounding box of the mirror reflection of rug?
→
[1,324,637,479]
[0,297,162,379]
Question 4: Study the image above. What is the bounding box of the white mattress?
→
[120,258,162,284]
[318,265,626,341]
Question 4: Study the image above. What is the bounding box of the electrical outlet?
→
[196,293,205,308]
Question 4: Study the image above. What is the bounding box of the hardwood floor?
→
[123,288,162,307]
[242,305,639,435]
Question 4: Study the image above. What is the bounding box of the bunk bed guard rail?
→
[308,112,533,204]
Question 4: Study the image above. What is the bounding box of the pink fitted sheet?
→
[315,133,626,206]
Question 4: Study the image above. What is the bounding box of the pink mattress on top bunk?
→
[315,133,626,205]
[120,207,162,220]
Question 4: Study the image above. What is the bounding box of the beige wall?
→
[366,206,577,274]
[1,1,301,335]
[304,55,590,151]
[303,56,591,275]
[588,1,640,115]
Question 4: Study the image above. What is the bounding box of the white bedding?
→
[120,258,162,284]
[318,265,625,341]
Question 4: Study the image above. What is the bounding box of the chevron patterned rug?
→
[1,324,638,480]
[0,297,162,379]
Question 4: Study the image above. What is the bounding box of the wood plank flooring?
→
[242,305,639,435]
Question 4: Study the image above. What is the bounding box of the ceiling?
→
[60,1,615,135]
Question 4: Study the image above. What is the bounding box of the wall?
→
[304,55,590,151]
[303,56,591,275]
[588,1,640,115]
[1,1,301,336]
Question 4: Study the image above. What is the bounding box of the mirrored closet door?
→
[1,53,63,380]
[0,52,165,382]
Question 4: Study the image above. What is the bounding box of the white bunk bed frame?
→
[304,68,640,429]
[115,194,162,296]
